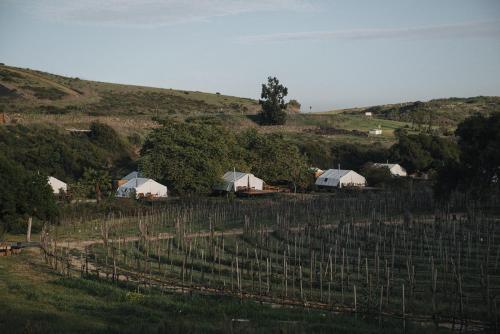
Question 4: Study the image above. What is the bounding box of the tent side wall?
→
[137,180,168,198]
[390,165,407,177]
[339,172,366,187]
[249,175,264,190]
[234,176,249,191]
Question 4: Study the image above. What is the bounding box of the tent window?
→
[324,178,328,182]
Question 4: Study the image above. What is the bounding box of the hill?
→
[0,64,260,118]
[2,63,498,147]
[329,96,500,128]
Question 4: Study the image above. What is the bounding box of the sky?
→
[1,0,500,111]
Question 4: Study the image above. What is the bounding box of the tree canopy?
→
[259,77,288,125]
[139,119,241,195]
[237,130,311,190]
[390,130,459,174]
[0,156,58,235]
[435,112,500,199]
[0,124,133,181]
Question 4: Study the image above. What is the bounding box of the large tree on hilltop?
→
[259,77,288,125]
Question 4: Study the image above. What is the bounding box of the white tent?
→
[373,163,407,177]
[116,178,168,199]
[315,169,366,188]
[214,171,264,192]
[48,176,67,194]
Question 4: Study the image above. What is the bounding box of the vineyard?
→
[40,193,499,332]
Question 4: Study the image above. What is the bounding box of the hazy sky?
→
[1,0,500,111]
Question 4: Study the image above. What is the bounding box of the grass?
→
[0,249,450,333]
[0,64,259,118]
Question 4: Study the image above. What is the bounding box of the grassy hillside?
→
[0,64,260,118]
[329,96,500,128]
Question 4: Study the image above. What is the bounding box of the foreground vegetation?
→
[1,248,453,333]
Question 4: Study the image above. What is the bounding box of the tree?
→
[390,130,458,174]
[259,77,288,125]
[237,130,310,191]
[360,164,393,187]
[140,119,241,195]
[82,168,112,203]
[287,99,301,113]
[435,112,500,199]
[0,156,58,236]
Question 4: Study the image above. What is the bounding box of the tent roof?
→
[122,171,144,181]
[222,171,250,182]
[119,177,166,190]
[373,163,398,169]
[318,169,352,180]
[48,176,66,184]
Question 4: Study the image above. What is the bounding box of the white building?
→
[214,171,264,192]
[373,163,407,177]
[116,178,168,199]
[369,128,382,135]
[365,111,373,117]
[48,176,67,194]
[315,169,366,188]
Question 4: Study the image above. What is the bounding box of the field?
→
[18,192,497,333]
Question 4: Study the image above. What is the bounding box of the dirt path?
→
[60,227,274,251]
[6,67,81,97]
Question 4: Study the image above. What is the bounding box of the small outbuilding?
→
[364,111,373,117]
[214,171,264,193]
[116,178,168,199]
[373,163,407,177]
[48,176,67,194]
[369,128,382,135]
[315,169,366,188]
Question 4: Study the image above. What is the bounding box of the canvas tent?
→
[214,171,264,192]
[315,169,366,188]
[116,178,168,199]
[373,163,407,177]
[48,176,67,194]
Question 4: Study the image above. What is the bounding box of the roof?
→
[317,169,352,180]
[119,177,152,189]
[48,176,66,184]
[373,163,398,169]
[122,171,144,181]
[222,171,248,182]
